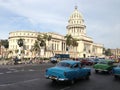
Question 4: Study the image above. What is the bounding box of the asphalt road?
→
[0,63,120,90]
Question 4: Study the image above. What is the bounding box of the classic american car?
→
[45,60,91,84]
[93,59,114,74]
[112,63,120,79]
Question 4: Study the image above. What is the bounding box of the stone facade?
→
[111,48,120,58]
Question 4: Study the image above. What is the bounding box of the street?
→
[0,63,120,90]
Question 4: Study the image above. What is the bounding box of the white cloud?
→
[0,0,120,48]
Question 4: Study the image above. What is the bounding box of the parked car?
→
[112,63,120,79]
[50,57,58,64]
[81,58,94,65]
[93,58,100,64]
[45,60,91,84]
[93,59,114,74]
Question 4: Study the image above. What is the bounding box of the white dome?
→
[69,6,83,20]
[68,6,85,26]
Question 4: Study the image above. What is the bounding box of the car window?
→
[99,61,107,64]
[73,63,80,68]
[56,62,71,67]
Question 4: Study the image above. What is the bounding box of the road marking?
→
[29,69,35,71]
[8,69,16,70]
[0,73,4,75]
[6,71,12,73]
[60,87,70,90]
[0,78,41,87]
[21,69,25,71]
[13,70,19,72]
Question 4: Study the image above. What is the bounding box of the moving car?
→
[112,63,120,79]
[45,60,91,84]
[50,57,58,64]
[81,58,94,65]
[93,59,114,74]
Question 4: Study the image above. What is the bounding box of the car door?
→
[72,63,83,78]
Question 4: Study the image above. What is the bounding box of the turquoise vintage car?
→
[45,60,91,84]
[112,63,120,79]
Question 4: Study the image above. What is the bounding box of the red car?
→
[81,59,94,65]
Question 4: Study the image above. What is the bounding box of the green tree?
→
[0,39,9,58]
[37,34,52,57]
[64,34,73,52]
[17,38,24,59]
[32,41,40,56]
[104,48,112,56]
[17,38,24,47]
[72,38,78,58]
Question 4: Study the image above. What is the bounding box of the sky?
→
[0,0,120,49]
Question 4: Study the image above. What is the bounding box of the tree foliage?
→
[17,38,24,47]
[64,34,78,51]
[104,48,112,56]
[0,39,9,49]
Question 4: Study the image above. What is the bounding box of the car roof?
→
[60,60,80,64]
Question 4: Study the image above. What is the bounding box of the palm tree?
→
[0,39,9,58]
[37,34,52,57]
[17,38,24,59]
[17,38,24,47]
[64,34,73,53]
[72,38,78,59]
[32,41,40,57]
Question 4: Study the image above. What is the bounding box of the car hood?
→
[93,64,110,69]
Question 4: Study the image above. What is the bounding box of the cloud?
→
[0,0,120,48]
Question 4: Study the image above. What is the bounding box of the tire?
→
[52,80,56,83]
[69,79,75,85]
[108,70,112,74]
[114,75,118,79]
[85,75,90,80]
[95,70,98,73]
[85,72,90,80]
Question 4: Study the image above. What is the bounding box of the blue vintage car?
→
[112,63,120,79]
[45,60,91,84]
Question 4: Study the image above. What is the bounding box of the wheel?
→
[52,80,56,83]
[85,72,90,80]
[85,75,90,80]
[95,70,98,73]
[114,75,118,79]
[108,70,112,74]
[69,79,75,85]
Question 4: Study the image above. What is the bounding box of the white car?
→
[50,57,58,63]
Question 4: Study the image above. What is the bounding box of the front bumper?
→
[45,75,68,81]
[95,69,108,72]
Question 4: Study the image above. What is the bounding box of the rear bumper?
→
[45,75,68,81]
[95,69,108,72]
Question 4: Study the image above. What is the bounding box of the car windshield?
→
[56,62,71,68]
[99,61,107,64]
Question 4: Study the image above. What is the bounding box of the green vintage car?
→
[93,60,114,74]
